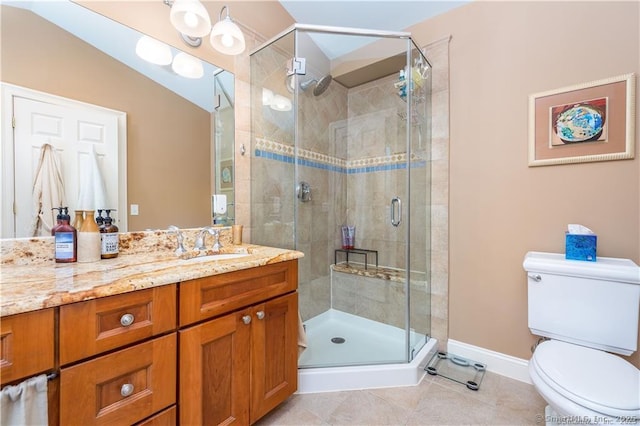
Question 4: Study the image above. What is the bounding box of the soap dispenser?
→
[100,209,119,259]
[51,207,77,263]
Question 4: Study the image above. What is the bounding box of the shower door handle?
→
[390,197,401,227]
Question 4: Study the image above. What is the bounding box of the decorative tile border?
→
[255,138,426,173]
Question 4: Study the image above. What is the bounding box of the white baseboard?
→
[447,339,532,384]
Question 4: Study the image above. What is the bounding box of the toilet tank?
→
[523,251,640,356]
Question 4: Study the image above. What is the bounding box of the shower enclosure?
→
[250,24,433,376]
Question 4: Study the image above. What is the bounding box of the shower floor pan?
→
[297,309,437,393]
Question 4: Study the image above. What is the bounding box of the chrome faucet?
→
[168,225,187,255]
[194,226,217,251]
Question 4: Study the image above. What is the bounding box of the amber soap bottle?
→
[100,209,119,259]
[52,207,77,263]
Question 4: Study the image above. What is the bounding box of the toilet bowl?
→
[529,340,640,421]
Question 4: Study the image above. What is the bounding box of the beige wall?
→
[1,6,212,231]
[410,1,640,367]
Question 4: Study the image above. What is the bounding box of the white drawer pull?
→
[256,311,265,320]
[242,315,251,325]
[120,383,134,397]
[120,313,135,327]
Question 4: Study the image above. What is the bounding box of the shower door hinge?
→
[287,57,306,76]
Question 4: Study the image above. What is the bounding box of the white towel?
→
[76,144,108,211]
[29,143,66,236]
[0,374,48,426]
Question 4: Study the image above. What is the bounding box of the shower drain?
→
[331,337,346,344]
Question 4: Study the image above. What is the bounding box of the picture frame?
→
[528,73,636,167]
[219,159,233,189]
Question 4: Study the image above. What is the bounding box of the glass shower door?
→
[250,31,296,251]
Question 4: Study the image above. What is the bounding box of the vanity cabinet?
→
[179,260,299,425]
[1,257,299,426]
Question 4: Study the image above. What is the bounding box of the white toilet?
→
[523,252,640,423]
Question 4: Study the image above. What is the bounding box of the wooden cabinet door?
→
[179,311,251,426]
[250,292,298,424]
[0,308,54,385]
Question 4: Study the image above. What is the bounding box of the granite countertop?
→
[0,229,303,317]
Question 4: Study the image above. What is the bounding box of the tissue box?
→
[565,233,597,261]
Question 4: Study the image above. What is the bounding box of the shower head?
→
[300,75,332,96]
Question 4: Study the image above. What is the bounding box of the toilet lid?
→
[533,340,640,412]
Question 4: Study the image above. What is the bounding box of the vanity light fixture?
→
[209,5,246,55]
[135,35,173,65]
[172,51,204,79]
[163,1,246,55]
[168,0,211,38]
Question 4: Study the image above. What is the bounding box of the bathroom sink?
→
[182,252,251,263]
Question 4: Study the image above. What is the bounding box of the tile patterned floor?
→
[257,371,547,425]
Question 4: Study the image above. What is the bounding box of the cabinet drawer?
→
[1,308,54,385]
[180,260,298,326]
[60,333,176,426]
[60,284,176,365]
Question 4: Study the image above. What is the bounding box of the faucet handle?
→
[168,225,187,255]
[211,228,223,251]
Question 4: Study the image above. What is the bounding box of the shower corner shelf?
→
[425,351,486,391]
[334,248,378,270]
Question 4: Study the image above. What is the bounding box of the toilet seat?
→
[531,340,640,418]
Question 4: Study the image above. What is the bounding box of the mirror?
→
[0,1,235,236]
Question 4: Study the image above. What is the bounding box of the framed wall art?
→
[528,73,636,166]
